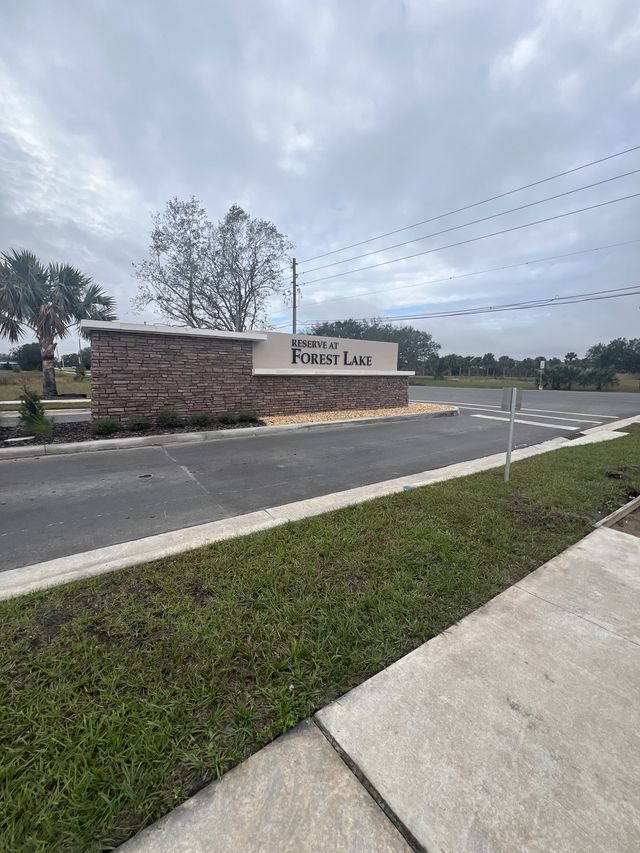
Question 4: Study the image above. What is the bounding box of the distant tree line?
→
[0,343,91,372]
[429,337,640,390]
[310,321,640,391]
[58,347,92,370]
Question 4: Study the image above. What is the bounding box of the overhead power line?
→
[279,284,640,329]
[297,238,640,310]
[301,192,640,286]
[300,168,640,275]
[381,284,640,321]
[299,142,640,264]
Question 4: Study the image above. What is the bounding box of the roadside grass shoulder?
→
[0,370,91,401]
[1,427,640,851]
[410,376,533,389]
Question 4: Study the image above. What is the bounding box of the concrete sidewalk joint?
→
[118,719,412,853]
[312,716,425,852]
[0,418,633,601]
[0,407,458,461]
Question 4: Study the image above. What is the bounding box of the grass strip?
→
[409,374,640,391]
[1,427,640,851]
[0,370,91,401]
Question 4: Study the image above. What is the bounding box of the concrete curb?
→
[0,407,458,461]
[0,421,629,601]
[583,413,640,432]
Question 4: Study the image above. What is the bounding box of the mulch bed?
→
[0,420,264,447]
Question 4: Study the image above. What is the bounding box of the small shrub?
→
[91,418,120,436]
[189,412,212,428]
[74,362,86,381]
[156,410,183,428]
[217,412,238,426]
[18,389,46,430]
[237,410,258,423]
[18,389,54,448]
[125,416,152,432]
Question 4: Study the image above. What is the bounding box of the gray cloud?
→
[1,0,639,357]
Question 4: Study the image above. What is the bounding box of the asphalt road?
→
[1,388,638,571]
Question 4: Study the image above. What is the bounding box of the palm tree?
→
[0,249,116,397]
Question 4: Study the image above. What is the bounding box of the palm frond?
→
[77,281,117,321]
[0,312,25,344]
[0,249,46,330]
[2,249,47,289]
[48,263,90,293]
[1,249,116,343]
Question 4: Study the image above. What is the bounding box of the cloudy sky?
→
[1,0,639,357]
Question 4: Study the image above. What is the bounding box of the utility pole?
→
[292,257,297,333]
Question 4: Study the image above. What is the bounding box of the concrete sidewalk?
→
[120,525,640,853]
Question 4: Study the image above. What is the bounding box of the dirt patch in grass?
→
[506,494,590,527]
[188,582,216,606]
[606,464,640,479]
[84,623,113,645]
[38,608,73,641]
[605,465,640,499]
[612,507,640,537]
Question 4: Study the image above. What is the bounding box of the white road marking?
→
[458,405,601,424]
[519,406,618,419]
[417,399,501,409]
[471,414,581,430]
[458,406,520,414]
[416,397,619,419]
[517,413,602,424]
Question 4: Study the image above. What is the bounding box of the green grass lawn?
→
[410,375,534,390]
[0,370,91,401]
[2,429,640,851]
[409,373,640,391]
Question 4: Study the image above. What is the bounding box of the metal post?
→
[504,388,517,483]
[292,257,297,334]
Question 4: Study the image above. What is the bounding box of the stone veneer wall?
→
[90,329,408,421]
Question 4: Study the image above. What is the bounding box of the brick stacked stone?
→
[90,329,408,422]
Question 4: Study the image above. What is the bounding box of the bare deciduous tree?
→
[134,198,291,331]
[133,197,214,327]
